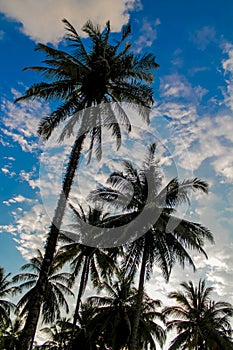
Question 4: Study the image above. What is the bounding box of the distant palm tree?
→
[163,279,233,350]
[0,317,24,350]
[13,250,74,338]
[15,19,159,349]
[86,273,166,349]
[70,301,107,350]
[58,203,120,347]
[0,267,16,327]
[36,318,73,350]
[90,143,214,350]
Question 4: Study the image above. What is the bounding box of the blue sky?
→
[0,0,233,344]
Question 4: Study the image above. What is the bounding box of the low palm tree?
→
[58,203,121,346]
[0,317,24,350]
[13,250,74,348]
[73,302,104,350]
[0,267,16,327]
[37,318,73,349]
[90,143,214,350]
[163,279,233,350]
[86,273,166,349]
[15,19,159,349]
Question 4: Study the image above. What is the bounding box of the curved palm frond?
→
[164,279,233,350]
[13,251,74,324]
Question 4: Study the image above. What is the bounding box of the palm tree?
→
[86,273,166,349]
[0,267,16,328]
[71,302,101,350]
[58,203,120,346]
[0,317,24,350]
[13,250,74,349]
[15,19,159,349]
[163,279,233,350]
[36,318,73,349]
[89,143,214,350]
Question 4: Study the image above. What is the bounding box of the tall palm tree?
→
[15,19,159,349]
[13,250,74,349]
[58,203,120,347]
[86,273,166,349]
[0,267,16,328]
[163,279,233,350]
[90,143,214,350]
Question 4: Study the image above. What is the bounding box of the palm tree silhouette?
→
[37,318,73,349]
[0,267,16,328]
[15,19,159,349]
[0,317,24,350]
[86,273,166,349]
[58,203,120,346]
[163,279,233,350]
[90,143,214,350]
[13,250,74,349]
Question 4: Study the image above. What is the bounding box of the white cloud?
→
[159,74,207,101]
[19,169,40,190]
[134,18,160,52]
[222,43,233,72]
[153,71,233,183]
[3,194,34,206]
[0,224,18,235]
[190,26,216,50]
[171,48,183,68]
[1,167,9,174]
[4,156,15,161]
[222,43,233,111]
[0,0,141,44]
[2,155,17,178]
[0,30,4,40]
[12,203,49,260]
[1,89,50,153]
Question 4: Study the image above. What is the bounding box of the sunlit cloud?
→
[0,0,142,44]
[222,43,233,112]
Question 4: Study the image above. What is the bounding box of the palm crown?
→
[85,274,166,350]
[13,250,74,324]
[0,267,16,328]
[15,19,159,156]
[89,143,214,350]
[58,203,120,339]
[163,279,233,350]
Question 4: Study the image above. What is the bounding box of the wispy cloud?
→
[189,25,216,50]
[134,18,160,52]
[3,194,34,206]
[221,43,233,112]
[0,30,4,40]
[1,88,50,153]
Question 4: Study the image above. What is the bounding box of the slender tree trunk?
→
[69,255,90,349]
[17,133,86,350]
[129,240,148,350]
[73,255,90,326]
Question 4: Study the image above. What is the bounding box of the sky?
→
[0,0,233,347]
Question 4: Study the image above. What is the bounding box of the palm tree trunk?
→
[70,255,90,348]
[17,133,86,350]
[129,240,148,350]
[73,255,90,325]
